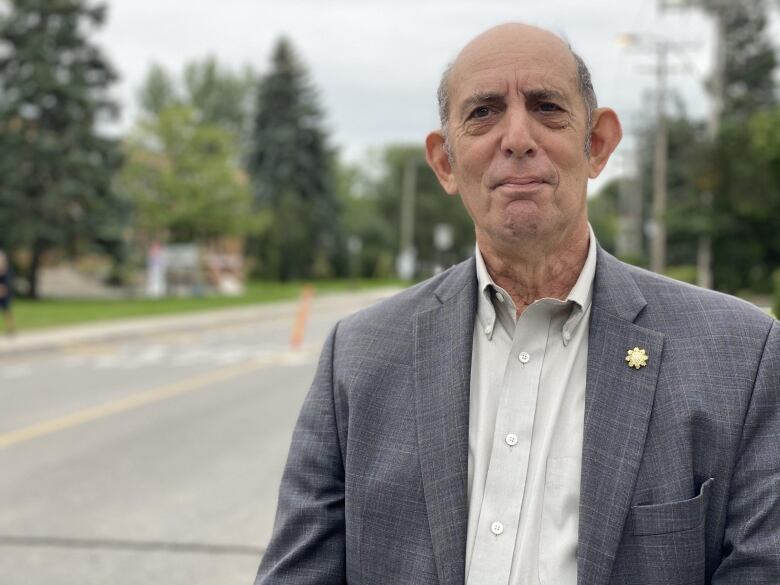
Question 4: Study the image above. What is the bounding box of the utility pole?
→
[650,42,669,275]
[697,4,727,289]
[659,0,729,288]
[396,157,418,280]
[616,141,644,261]
[613,111,644,261]
[615,33,675,273]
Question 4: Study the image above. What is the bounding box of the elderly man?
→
[255,23,779,585]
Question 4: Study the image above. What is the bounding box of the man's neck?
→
[477,224,590,317]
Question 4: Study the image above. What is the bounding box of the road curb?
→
[0,288,401,359]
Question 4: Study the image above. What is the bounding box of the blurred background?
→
[0,0,778,583]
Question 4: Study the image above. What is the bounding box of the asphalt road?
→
[0,289,398,585]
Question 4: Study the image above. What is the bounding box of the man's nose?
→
[499,106,537,159]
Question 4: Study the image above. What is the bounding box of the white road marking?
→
[2,365,32,380]
[94,355,122,369]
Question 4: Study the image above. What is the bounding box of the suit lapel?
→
[578,250,665,585]
[414,260,476,585]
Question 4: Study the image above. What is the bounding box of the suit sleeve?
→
[254,325,347,585]
[713,320,780,583]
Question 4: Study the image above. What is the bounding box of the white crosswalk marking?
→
[1,365,32,380]
[63,340,320,371]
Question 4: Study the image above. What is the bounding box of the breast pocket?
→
[612,477,714,585]
[539,456,580,585]
[630,477,714,536]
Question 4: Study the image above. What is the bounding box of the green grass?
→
[8,278,403,332]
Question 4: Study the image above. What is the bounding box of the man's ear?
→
[587,108,622,179]
[425,130,459,195]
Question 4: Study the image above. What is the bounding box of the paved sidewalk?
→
[0,288,401,359]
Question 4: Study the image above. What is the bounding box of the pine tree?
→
[0,0,123,297]
[247,38,343,280]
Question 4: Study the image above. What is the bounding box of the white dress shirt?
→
[466,227,597,585]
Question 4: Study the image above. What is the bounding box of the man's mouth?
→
[491,176,550,191]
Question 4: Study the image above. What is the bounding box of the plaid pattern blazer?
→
[256,248,780,585]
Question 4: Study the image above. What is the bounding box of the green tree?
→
[138,63,178,117]
[0,0,123,297]
[637,112,711,269]
[364,145,474,277]
[714,107,780,292]
[705,0,779,292]
[703,0,776,117]
[588,179,620,255]
[247,38,343,280]
[119,106,253,245]
[634,0,779,293]
[183,57,255,141]
[137,57,256,155]
[337,163,395,278]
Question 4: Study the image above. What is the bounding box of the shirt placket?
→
[467,305,551,584]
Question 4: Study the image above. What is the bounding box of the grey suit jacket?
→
[255,248,780,585]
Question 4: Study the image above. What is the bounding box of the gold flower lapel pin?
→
[625,347,649,369]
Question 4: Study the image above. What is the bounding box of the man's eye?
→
[470,106,492,119]
[538,102,563,113]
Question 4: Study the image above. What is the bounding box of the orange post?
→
[290,285,315,350]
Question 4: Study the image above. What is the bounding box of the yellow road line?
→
[0,359,268,450]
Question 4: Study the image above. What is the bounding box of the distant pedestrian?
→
[0,250,16,334]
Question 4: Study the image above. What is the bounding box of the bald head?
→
[437,23,597,153]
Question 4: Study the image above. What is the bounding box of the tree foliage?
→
[138,64,178,119]
[373,146,474,275]
[338,145,475,279]
[0,0,123,297]
[247,38,343,280]
[635,112,711,268]
[709,108,780,293]
[706,0,778,292]
[631,0,779,293]
[119,106,253,245]
[703,0,777,117]
[137,57,256,154]
[588,179,620,256]
[338,163,397,279]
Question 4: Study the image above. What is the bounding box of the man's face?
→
[432,26,598,252]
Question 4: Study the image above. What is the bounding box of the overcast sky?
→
[96,0,779,189]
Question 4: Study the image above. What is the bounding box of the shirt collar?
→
[475,247,502,340]
[474,224,598,344]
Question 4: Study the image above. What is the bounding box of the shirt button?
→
[495,292,505,303]
[518,351,530,363]
[491,521,504,535]
[505,433,518,446]
[484,324,493,335]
